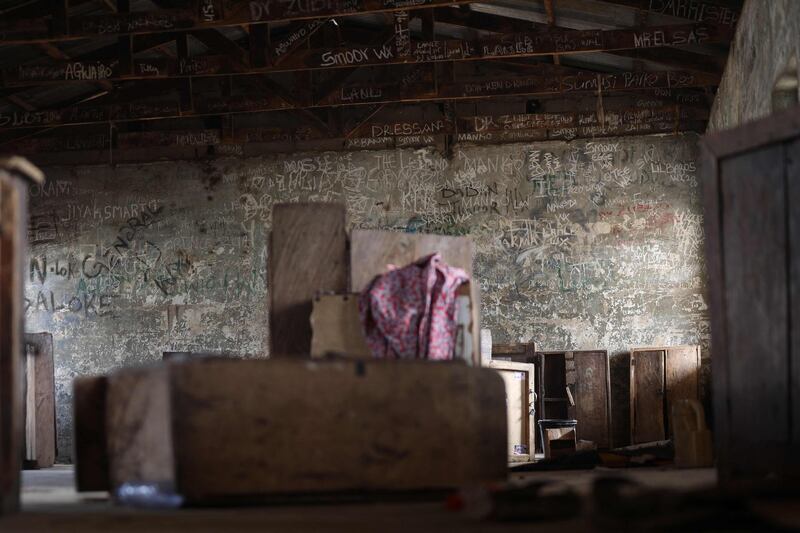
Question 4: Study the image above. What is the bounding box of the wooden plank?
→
[664,345,699,437]
[700,133,730,482]
[598,0,740,27]
[630,349,665,444]
[105,359,506,502]
[106,366,175,492]
[572,351,611,449]
[790,137,800,446]
[0,25,729,87]
[0,158,42,515]
[0,176,22,515]
[488,360,535,462]
[0,3,732,46]
[0,1,474,44]
[491,342,535,362]
[309,294,371,358]
[22,333,55,469]
[703,105,800,159]
[720,144,790,473]
[73,376,110,492]
[0,72,716,131]
[270,203,347,357]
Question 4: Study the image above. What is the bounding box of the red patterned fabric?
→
[358,253,469,360]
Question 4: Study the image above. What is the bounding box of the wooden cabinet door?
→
[721,145,791,469]
[631,350,665,444]
[665,345,699,437]
[573,351,611,448]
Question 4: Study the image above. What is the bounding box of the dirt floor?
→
[0,465,724,532]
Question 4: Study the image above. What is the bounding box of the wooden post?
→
[0,157,44,515]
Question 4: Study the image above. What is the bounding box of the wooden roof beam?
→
[0,22,733,88]
[0,68,719,130]
[0,0,479,45]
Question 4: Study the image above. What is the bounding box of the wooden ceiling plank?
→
[1,22,733,88]
[0,0,478,45]
[0,68,718,130]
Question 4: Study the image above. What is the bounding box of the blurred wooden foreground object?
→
[702,105,800,485]
[0,157,43,516]
[93,358,506,504]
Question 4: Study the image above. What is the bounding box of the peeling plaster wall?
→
[709,0,800,131]
[26,134,706,459]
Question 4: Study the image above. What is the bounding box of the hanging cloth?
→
[358,253,469,360]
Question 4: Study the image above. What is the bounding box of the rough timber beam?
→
[0,69,719,130]
[0,0,477,45]
[0,23,731,87]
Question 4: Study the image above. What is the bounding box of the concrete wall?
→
[709,0,800,131]
[26,134,707,459]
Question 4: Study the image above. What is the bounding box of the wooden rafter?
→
[0,22,732,88]
[0,0,477,45]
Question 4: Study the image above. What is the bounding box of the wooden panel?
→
[22,333,55,469]
[269,203,348,357]
[572,351,611,449]
[701,141,730,479]
[631,349,665,444]
[104,359,507,502]
[106,367,175,492]
[309,294,371,358]
[497,370,525,458]
[790,137,800,445]
[491,342,535,363]
[350,230,479,364]
[664,345,699,437]
[0,173,24,515]
[73,376,110,492]
[720,145,789,458]
[488,360,535,462]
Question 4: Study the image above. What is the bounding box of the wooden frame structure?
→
[0,0,739,160]
[0,157,43,515]
[22,332,57,469]
[629,345,700,445]
[487,359,536,463]
[701,104,800,484]
[537,349,612,449]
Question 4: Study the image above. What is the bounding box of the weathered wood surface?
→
[702,104,800,484]
[630,349,665,444]
[309,293,371,358]
[664,345,699,436]
[0,174,23,514]
[105,359,506,502]
[270,203,348,357]
[0,158,42,515]
[73,376,110,492]
[790,137,800,446]
[0,76,716,131]
[0,0,475,44]
[106,366,175,493]
[571,351,612,449]
[490,343,536,363]
[350,230,479,364]
[22,333,55,469]
[720,144,791,478]
[487,359,535,462]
